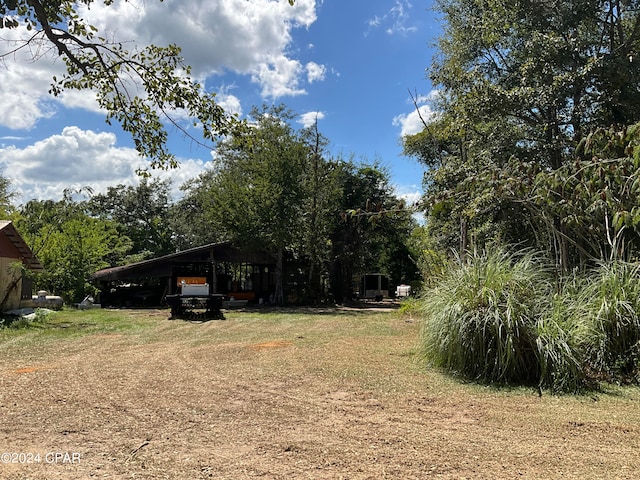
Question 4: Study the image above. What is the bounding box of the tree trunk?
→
[307,262,321,305]
[0,273,21,312]
[330,258,347,305]
[460,217,468,257]
[274,246,284,305]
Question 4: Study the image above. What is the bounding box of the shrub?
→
[398,296,422,315]
[419,248,550,385]
[579,261,640,383]
[534,279,591,392]
[419,252,640,391]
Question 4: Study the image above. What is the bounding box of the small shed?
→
[0,221,44,311]
[91,242,277,307]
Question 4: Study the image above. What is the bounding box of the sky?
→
[0,0,441,209]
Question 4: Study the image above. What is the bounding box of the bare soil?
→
[1,308,640,479]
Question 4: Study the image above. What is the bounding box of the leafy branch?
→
[0,0,241,169]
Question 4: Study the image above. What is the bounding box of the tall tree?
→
[14,190,132,302]
[88,178,174,259]
[0,174,15,218]
[299,119,342,303]
[173,102,422,304]
[169,172,223,251]
[328,161,417,303]
[196,104,309,304]
[406,0,640,267]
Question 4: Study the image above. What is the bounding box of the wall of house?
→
[0,256,23,311]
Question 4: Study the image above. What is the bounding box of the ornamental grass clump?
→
[579,261,640,383]
[534,280,591,393]
[419,249,550,385]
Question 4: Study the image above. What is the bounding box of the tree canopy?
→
[0,173,14,218]
[88,178,174,260]
[405,0,640,268]
[14,189,132,302]
[175,105,420,304]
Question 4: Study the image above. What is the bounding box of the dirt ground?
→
[1,308,640,479]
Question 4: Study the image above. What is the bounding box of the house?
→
[91,242,278,308]
[0,221,44,311]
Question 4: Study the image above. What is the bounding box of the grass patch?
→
[580,261,640,382]
[0,307,157,346]
[1,306,639,479]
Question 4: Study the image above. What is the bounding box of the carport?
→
[91,242,276,307]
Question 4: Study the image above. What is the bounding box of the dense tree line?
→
[405,0,640,270]
[0,1,420,306]
[2,105,420,304]
[11,189,131,302]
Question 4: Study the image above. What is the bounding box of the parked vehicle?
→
[395,284,411,297]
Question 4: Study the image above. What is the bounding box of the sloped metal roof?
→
[91,241,276,282]
[0,221,44,271]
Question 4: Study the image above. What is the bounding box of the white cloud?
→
[81,0,323,97]
[393,104,436,136]
[0,127,208,204]
[57,89,103,114]
[0,136,29,141]
[298,111,325,128]
[0,25,102,129]
[252,55,306,97]
[393,89,441,136]
[393,184,424,224]
[0,0,325,130]
[155,158,211,199]
[0,29,60,129]
[394,186,422,206]
[368,16,382,28]
[366,0,417,36]
[306,62,326,83]
[216,90,243,117]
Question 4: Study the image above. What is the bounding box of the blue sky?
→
[0,0,440,207]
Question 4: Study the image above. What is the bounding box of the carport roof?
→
[92,242,275,282]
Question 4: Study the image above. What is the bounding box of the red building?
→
[0,221,44,311]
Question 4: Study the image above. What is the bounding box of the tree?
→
[0,0,264,169]
[35,216,131,302]
[88,178,174,259]
[328,161,417,303]
[14,189,132,302]
[184,104,309,304]
[406,225,447,287]
[0,173,15,218]
[175,105,421,304]
[526,124,640,264]
[299,119,342,303]
[406,0,640,267]
[169,171,224,251]
[431,0,640,164]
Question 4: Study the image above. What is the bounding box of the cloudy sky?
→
[0,0,440,206]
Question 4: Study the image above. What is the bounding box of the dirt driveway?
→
[1,308,639,479]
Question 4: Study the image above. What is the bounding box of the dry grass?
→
[0,307,639,479]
